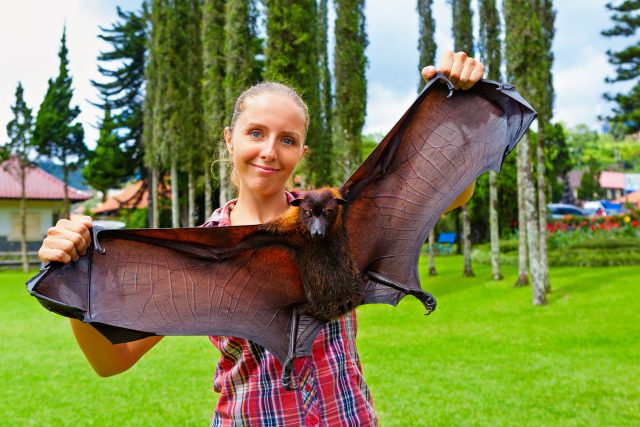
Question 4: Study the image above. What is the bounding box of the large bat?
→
[27,74,535,389]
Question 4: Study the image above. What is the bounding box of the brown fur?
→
[260,187,364,320]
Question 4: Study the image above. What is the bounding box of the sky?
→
[0,0,631,150]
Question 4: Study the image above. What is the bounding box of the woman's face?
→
[225,93,307,197]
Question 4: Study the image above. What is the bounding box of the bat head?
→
[291,188,347,238]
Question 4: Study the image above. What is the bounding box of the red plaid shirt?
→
[202,192,377,427]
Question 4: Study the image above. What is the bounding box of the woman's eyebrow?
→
[245,122,301,139]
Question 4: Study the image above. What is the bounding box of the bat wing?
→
[341,74,536,309]
[27,226,326,367]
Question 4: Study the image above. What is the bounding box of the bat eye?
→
[323,209,332,215]
[305,210,312,217]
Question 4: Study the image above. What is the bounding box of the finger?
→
[39,247,72,264]
[58,219,92,253]
[438,51,454,78]
[458,59,475,89]
[80,215,93,228]
[448,52,467,87]
[421,65,437,82]
[46,228,85,260]
[464,62,485,90]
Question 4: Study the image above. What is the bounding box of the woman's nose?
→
[260,138,277,160]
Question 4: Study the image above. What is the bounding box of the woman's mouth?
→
[251,164,279,174]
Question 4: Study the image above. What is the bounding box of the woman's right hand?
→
[38,216,93,264]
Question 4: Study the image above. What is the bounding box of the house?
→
[0,157,91,252]
[91,179,149,217]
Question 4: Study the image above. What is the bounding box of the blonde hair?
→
[225,81,310,188]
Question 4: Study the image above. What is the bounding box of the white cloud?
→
[363,83,416,135]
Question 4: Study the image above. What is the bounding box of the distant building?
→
[0,157,91,252]
[599,171,625,200]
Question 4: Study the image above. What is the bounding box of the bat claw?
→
[433,71,455,97]
[412,290,437,315]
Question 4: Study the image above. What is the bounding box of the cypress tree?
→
[202,0,226,215]
[535,0,555,293]
[143,0,165,227]
[82,104,130,202]
[4,82,34,272]
[479,0,503,280]
[222,0,262,201]
[450,0,474,55]
[265,0,325,187]
[334,0,368,179]
[32,27,87,219]
[417,0,437,91]
[91,5,148,182]
[317,0,334,186]
[418,0,437,273]
[450,0,474,277]
[602,1,640,133]
[504,0,546,304]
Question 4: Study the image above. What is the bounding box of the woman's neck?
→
[230,188,289,226]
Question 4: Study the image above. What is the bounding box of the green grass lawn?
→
[1,257,638,426]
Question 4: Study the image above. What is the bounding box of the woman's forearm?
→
[70,319,163,377]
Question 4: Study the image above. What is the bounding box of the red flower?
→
[590,225,597,231]
[633,220,639,228]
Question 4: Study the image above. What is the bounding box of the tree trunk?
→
[151,166,159,228]
[536,132,550,292]
[523,134,546,305]
[62,164,70,220]
[187,165,195,227]
[20,164,29,273]
[171,157,179,228]
[204,160,212,219]
[462,204,474,277]
[428,229,437,276]
[515,139,528,286]
[219,138,232,205]
[489,170,503,280]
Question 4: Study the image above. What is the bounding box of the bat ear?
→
[290,198,303,206]
[335,197,347,205]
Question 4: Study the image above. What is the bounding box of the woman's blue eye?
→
[250,130,262,138]
[282,137,295,146]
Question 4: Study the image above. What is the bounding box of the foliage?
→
[417,0,436,91]
[577,156,605,200]
[478,0,501,81]
[544,123,573,202]
[32,27,87,216]
[122,208,149,228]
[3,82,34,163]
[449,0,473,55]
[82,105,132,200]
[602,0,640,133]
[265,0,328,186]
[334,0,368,180]
[91,4,147,181]
[3,260,640,425]
[224,0,262,120]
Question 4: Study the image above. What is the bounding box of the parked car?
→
[547,203,587,219]
[582,201,607,216]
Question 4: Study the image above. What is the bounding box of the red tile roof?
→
[599,171,625,189]
[0,156,91,201]
[91,180,148,214]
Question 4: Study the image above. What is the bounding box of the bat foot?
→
[412,290,437,315]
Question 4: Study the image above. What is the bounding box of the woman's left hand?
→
[421,50,485,90]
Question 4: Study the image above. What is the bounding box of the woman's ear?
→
[224,127,233,155]
[301,145,309,158]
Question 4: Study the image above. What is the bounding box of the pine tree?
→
[479,0,503,280]
[223,0,262,201]
[91,4,148,182]
[450,0,474,55]
[334,0,368,179]
[602,1,640,133]
[202,0,226,216]
[82,104,130,202]
[4,82,34,272]
[504,0,546,304]
[417,0,437,90]
[32,27,87,219]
